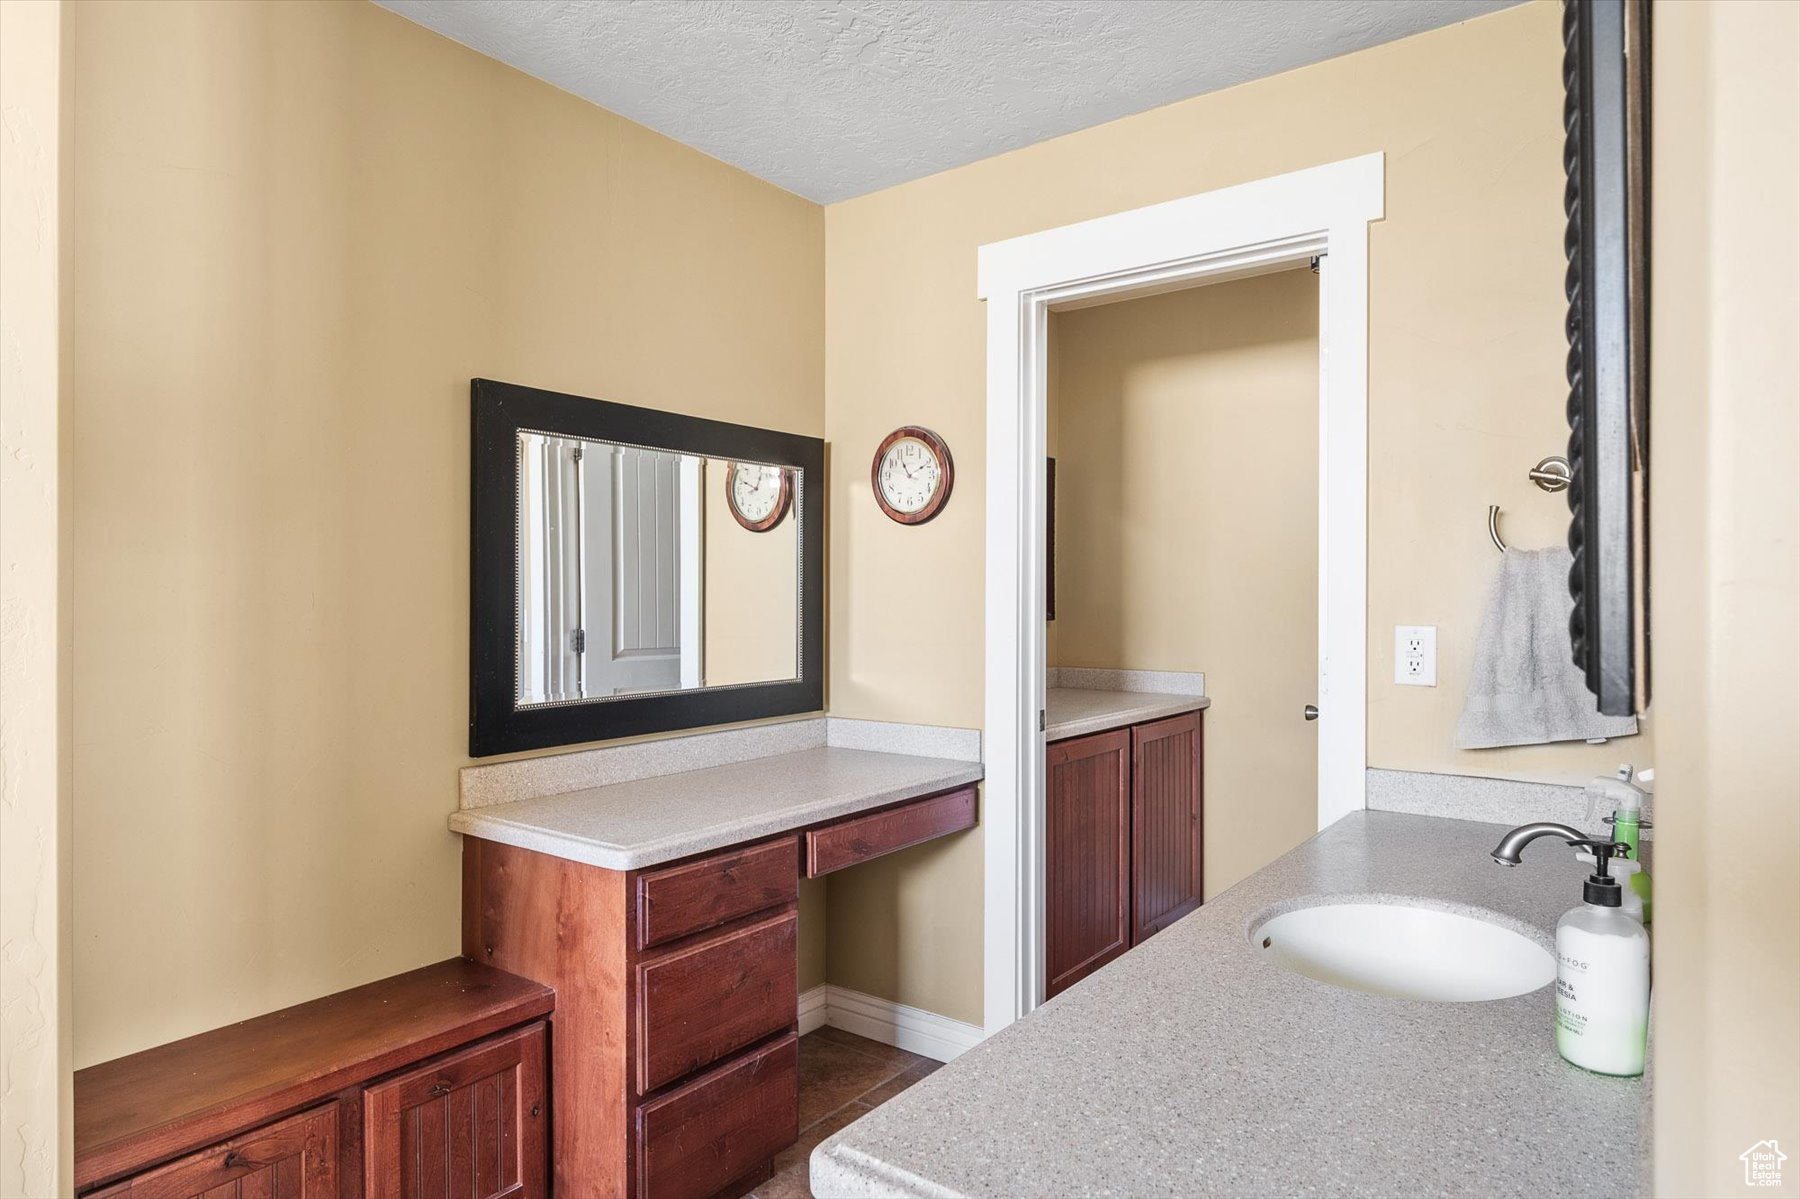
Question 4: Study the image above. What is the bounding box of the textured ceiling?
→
[376,0,1521,203]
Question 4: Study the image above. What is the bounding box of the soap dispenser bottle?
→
[1586,764,1653,922]
[1574,848,1644,922]
[1554,841,1650,1077]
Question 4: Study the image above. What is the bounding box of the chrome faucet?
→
[1491,821,1604,866]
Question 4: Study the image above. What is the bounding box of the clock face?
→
[872,427,953,524]
[727,462,790,531]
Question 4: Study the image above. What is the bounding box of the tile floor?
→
[741,1027,941,1199]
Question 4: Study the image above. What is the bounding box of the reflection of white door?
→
[517,434,584,703]
[518,435,702,703]
[586,447,693,696]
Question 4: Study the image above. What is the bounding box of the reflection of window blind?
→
[612,447,681,655]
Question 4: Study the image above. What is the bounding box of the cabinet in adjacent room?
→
[1045,727,1132,998]
[1129,711,1204,943]
[1045,709,1203,999]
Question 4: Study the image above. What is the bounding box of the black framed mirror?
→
[1562,0,1651,717]
[470,378,824,756]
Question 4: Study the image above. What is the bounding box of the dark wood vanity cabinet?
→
[462,783,976,1198]
[1046,710,1203,999]
[75,959,554,1199]
[464,834,802,1199]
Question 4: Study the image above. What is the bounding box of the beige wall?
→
[0,2,74,1191]
[703,459,799,688]
[823,0,1646,1025]
[1050,272,1320,898]
[70,0,823,1067]
[1649,2,1800,1195]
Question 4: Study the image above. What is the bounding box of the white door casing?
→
[977,154,1384,1036]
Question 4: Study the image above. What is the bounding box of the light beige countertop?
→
[1045,686,1210,741]
[447,746,983,871]
[812,811,1648,1198]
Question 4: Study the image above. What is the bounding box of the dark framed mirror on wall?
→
[1562,0,1651,717]
[469,379,824,756]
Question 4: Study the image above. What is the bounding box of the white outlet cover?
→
[1395,625,1437,687]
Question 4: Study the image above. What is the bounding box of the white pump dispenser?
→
[1554,842,1650,1076]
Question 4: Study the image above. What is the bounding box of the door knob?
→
[1303,704,1319,721]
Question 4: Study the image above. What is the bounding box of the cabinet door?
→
[87,1104,338,1199]
[1045,727,1131,999]
[362,1023,547,1199]
[1131,711,1203,944]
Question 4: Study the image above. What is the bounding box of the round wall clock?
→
[725,461,792,532]
[871,426,954,525]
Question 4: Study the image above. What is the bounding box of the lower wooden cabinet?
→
[88,1104,340,1199]
[75,960,554,1199]
[464,834,805,1198]
[1046,709,1204,999]
[1130,712,1204,942]
[462,784,977,1198]
[1045,727,1132,998]
[364,1023,548,1199]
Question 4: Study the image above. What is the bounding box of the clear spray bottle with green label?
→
[1585,764,1652,924]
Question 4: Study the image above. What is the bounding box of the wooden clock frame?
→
[871,426,955,525]
[725,462,793,532]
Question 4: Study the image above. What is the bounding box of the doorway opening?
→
[1048,264,1321,902]
[977,154,1384,1034]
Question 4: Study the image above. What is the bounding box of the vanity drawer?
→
[635,1033,797,1199]
[804,786,978,877]
[85,1105,339,1199]
[636,837,798,951]
[635,911,797,1095]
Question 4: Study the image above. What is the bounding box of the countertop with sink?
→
[448,745,983,870]
[812,810,1648,1198]
[1045,686,1210,741]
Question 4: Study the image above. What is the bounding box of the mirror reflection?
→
[516,432,799,705]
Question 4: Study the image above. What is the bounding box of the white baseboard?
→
[797,984,830,1035]
[795,984,985,1064]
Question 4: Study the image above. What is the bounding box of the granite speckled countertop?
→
[1045,687,1210,741]
[813,811,1649,1198]
[447,747,982,871]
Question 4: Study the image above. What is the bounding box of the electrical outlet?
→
[1395,625,1437,686]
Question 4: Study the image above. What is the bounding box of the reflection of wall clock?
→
[726,462,792,532]
[872,426,953,525]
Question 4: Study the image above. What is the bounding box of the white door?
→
[586,446,689,696]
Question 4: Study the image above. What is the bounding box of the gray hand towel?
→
[1455,546,1639,749]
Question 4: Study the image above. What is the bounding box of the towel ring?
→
[1489,455,1571,552]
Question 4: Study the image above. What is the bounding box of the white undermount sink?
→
[1249,899,1555,1002]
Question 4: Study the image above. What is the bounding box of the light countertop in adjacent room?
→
[1045,686,1210,741]
[812,810,1648,1198]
